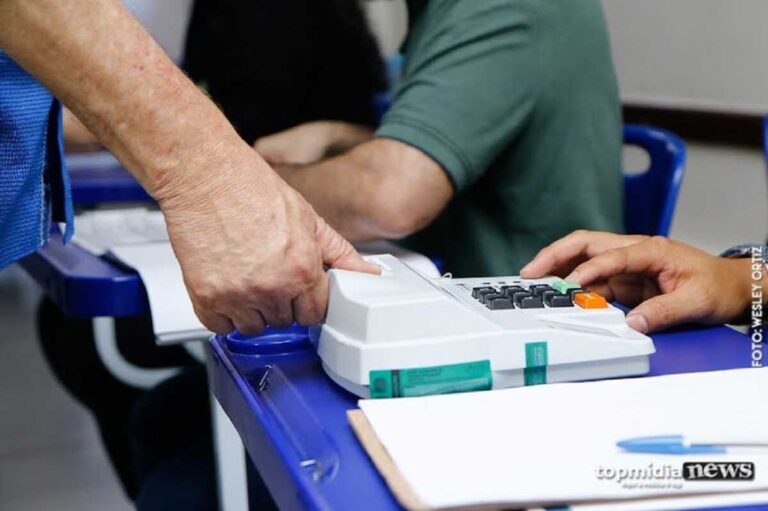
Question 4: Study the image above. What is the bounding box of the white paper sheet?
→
[110,242,208,344]
[358,368,768,510]
[72,208,169,255]
[553,490,768,511]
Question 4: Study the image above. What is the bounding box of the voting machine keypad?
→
[320,254,656,397]
[470,280,607,310]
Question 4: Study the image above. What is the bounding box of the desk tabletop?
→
[19,232,147,317]
[69,162,152,206]
[18,159,152,317]
[208,324,762,511]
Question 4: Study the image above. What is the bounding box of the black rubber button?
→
[518,295,544,309]
[528,284,554,296]
[481,292,505,305]
[472,286,496,299]
[511,292,532,307]
[545,293,573,307]
[488,297,514,310]
[500,285,525,297]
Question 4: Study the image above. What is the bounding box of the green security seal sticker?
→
[524,341,548,385]
[368,360,493,399]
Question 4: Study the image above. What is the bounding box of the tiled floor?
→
[0,267,132,511]
[0,142,765,511]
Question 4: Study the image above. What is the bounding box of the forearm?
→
[323,122,375,156]
[279,154,392,242]
[278,139,453,242]
[0,0,252,201]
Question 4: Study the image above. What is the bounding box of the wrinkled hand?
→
[254,121,373,165]
[158,147,379,335]
[521,230,753,333]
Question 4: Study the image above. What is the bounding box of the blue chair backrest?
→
[623,124,686,237]
[763,116,768,226]
[763,116,768,169]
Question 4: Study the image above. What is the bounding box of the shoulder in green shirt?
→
[377,0,623,277]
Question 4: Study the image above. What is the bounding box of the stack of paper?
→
[110,241,208,344]
[73,208,206,343]
[72,208,169,255]
[350,368,768,510]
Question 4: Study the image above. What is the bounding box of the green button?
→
[552,279,581,294]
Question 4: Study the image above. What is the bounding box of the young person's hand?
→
[254,121,373,165]
[521,231,759,333]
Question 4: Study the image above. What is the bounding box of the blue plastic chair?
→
[763,115,768,169]
[622,124,686,236]
[763,115,768,244]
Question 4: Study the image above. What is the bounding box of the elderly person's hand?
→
[158,145,379,334]
[0,0,379,335]
[521,231,760,333]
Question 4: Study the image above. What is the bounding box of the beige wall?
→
[603,0,768,114]
[362,0,408,57]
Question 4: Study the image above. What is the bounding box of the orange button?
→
[574,291,608,309]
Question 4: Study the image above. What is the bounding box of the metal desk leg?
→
[92,317,181,389]
[211,391,249,511]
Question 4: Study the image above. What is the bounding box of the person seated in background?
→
[60,0,385,151]
[182,0,385,145]
[254,0,624,277]
[521,230,767,333]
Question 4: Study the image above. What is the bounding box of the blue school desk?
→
[19,230,147,317]
[68,155,151,206]
[18,161,764,511]
[20,229,765,511]
[69,164,151,205]
[208,324,765,511]
[20,154,151,317]
[19,230,765,511]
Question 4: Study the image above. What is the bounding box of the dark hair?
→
[183,0,387,144]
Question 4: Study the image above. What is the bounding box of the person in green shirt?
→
[256,0,623,276]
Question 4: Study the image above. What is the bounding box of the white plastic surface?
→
[318,254,655,396]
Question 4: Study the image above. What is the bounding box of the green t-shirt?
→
[377,0,623,277]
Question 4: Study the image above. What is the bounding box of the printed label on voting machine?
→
[368,360,492,398]
[682,462,755,481]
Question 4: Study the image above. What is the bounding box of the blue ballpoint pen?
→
[617,435,768,455]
